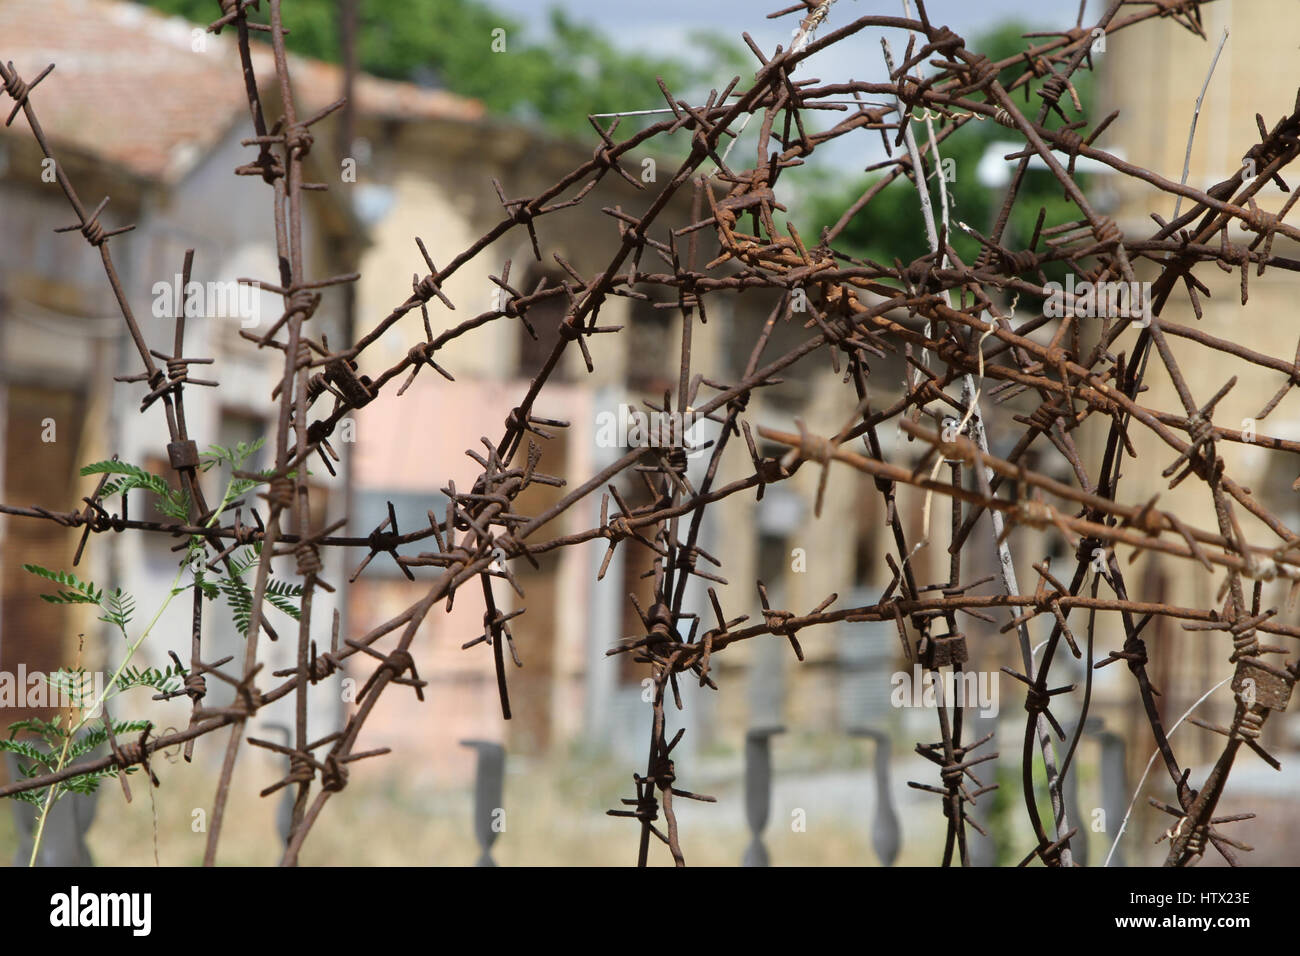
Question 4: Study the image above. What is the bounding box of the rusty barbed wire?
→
[2,0,1299,868]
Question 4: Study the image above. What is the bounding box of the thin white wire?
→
[1102,676,1232,867]
[589,101,902,118]
[716,112,753,170]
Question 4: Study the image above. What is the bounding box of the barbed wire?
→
[1,0,1296,868]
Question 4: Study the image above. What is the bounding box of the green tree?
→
[138,0,746,138]
[804,21,1096,285]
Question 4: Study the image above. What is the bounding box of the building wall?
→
[1087,0,1300,760]
[0,126,355,755]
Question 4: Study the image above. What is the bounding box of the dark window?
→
[516,269,569,381]
[626,297,673,394]
[1,384,86,727]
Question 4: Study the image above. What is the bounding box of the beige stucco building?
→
[1088,1,1300,771]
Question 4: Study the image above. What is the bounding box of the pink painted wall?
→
[349,375,595,784]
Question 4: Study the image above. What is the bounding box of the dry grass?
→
[0,743,949,866]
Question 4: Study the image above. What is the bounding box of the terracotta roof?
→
[271,53,484,126]
[0,0,484,182]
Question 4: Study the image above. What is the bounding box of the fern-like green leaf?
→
[0,738,53,766]
[219,575,255,636]
[265,592,301,621]
[154,488,192,521]
[266,578,304,598]
[63,765,135,796]
[98,587,136,629]
[22,564,102,605]
[82,460,191,521]
[45,668,97,704]
[7,716,67,740]
[115,665,183,696]
[202,437,265,473]
[81,460,171,497]
[67,719,153,761]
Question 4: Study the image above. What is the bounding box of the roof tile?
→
[0,0,483,181]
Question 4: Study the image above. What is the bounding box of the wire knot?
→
[649,753,676,790]
[287,287,320,321]
[1092,216,1121,246]
[143,368,169,399]
[80,216,107,246]
[307,651,339,683]
[1234,707,1265,740]
[2,68,30,105]
[289,752,315,783]
[1244,202,1279,234]
[295,541,322,576]
[960,54,999,93]
[1023,685,1051,715]
[0,61,51,127]
[1185,412,1214,448]
[605,512,635,541]
[408,342,432,366]
[165,357,190,383]
[184,671,207,701]
[266,476,295,510]
[762,606,796,635]
[284,123,314,158]
[1002,248,1038,273]
[1231,629,1260,659]
[321,754,349,792]
[797,432,835,465]
[927,26,962,56]
[1015,498,1055,529]
[386,649,415,676]
[1038,74,1069,108]
[1056,127,1085,156]
[413,273,452,307]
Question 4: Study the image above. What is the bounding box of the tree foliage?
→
[138,0,747,137]
[804,22,1096,286]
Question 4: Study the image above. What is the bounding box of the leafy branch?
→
[7,441,272,864]
[21,564,102,606]
[80,460,190,522]
[0,716,153,807]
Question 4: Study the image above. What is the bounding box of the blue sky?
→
[488,0,1073,37]
[485,1,1091,127]
[484,1,1095,174]
[488,0,1083,71]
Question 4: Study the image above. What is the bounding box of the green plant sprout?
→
[0,438,302,865]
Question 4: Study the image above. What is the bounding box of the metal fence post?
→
[461,739,505,866]
[742,726,784,866]
[1096,730,1129,867]
[849,727,901,866]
